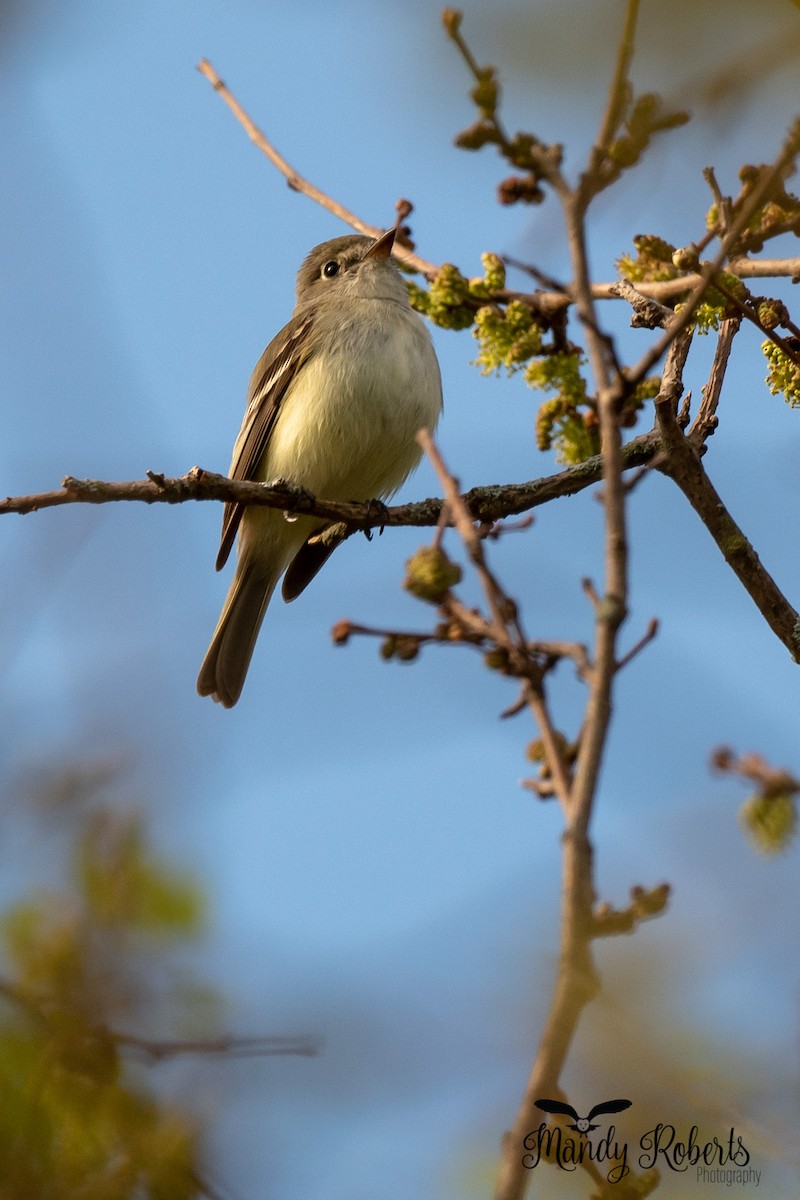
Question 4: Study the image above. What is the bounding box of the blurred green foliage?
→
[740,789,798,854]
[0,767,212,1199]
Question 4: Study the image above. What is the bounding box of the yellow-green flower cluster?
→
[763,339,800,407]
[536,399,599,465]
[407,264,473,330]
[676,273,745,334]
[407,253,509,332]
[616,233,679,284]
[468,252,506,299]
[472,300,544,374]
[740,791,797,854]
[526,352,594,464]
[757,299,788,332]
[525,350,586,401]
[403,545,462,603]
[682,300,723,335]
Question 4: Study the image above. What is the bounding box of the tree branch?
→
[493,8,643,1198]
[624,115,800,390]
[114,1032,320,1063]
[196,59,435,278]
[417,430,574,806]
[197,56,800,312]
[581,0,640,205]
[688,317,740,446]
[654,393,800,661]
[0,437,663,526]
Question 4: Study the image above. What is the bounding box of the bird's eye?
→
[322,260,340,279]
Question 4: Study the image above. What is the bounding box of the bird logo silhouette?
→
[535,1097,632,1134]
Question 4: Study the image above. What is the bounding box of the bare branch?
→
[115,1032,320,1062]
[689,317,741,446]
[197,59,437,279]
[198,58,800,318]
[0,434,664,526]
[417,430,574,807]
[653,346,800,660]
[493,7,672,1196]
[581,0,640,205]
[615,616,659,672]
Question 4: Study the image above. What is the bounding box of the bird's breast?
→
[262,301,442,501]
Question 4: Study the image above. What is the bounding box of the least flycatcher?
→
[197,228,443,707]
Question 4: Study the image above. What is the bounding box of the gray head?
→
[294,229,408,309]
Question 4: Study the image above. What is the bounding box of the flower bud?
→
[404,546,462,603]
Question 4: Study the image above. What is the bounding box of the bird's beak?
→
[364,227,396,260]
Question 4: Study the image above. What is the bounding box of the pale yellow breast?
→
[262,300,441,502]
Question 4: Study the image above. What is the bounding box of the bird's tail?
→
[197,559,279,707]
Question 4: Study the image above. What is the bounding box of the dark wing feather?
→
[215,311,315,571]
[534,1098,579,1121]
[281,532,345,602]
[585,1099,632,1122]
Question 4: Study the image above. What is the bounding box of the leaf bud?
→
[671,245,701,272]
[404,545,463,603]
[454,120,498,151]
[471,69,498,117]
[740,790,797,854]
[441,8,462,37]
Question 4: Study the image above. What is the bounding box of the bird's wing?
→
[534,1098,579,1121]
[586,1099,632,1122]
[215,310,316,571]
[281,530,345,602]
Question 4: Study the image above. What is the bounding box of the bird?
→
[197,227,443,707]
[534,1097,632,1133]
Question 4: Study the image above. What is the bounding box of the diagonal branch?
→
[197,57,800,311]
[416,429,574,806]
[654,396,800,660]
[620,297,800,661]
[196,59,436,278]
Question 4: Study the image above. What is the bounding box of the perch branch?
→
[0,435,663,526]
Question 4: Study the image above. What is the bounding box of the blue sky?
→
[2,1,800,1196]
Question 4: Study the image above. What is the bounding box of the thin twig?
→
[417,430,519,648]
[115,1032,320,1062]
[538,257,800,309]
[0,976,320,1062]
[653,320,800,657]
[196,59,436,279]
[709,275,800,365]
[615,617,659,672]
[582,0,640,205]
[416,430,574,807]
[654,394,800,660]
